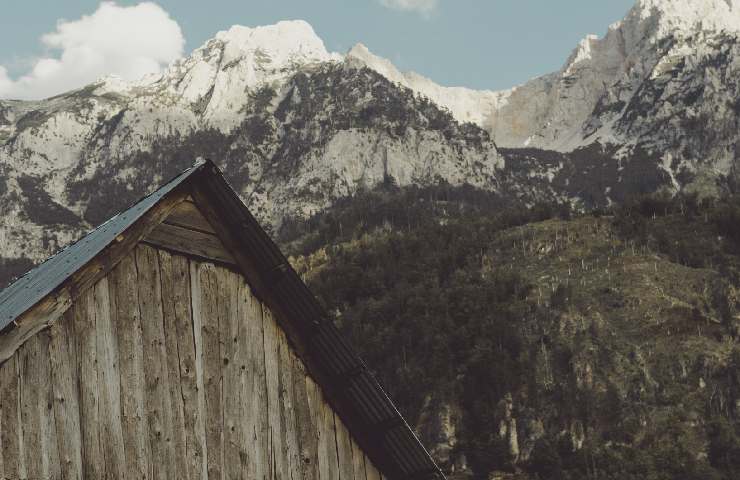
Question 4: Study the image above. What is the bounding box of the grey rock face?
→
[5,1,740,286]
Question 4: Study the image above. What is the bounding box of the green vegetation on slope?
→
[280,185,740,480]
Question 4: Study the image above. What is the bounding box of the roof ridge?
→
[0,160,206,327]
[0,158,445,480]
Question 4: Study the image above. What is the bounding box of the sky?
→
[0,0,637,100]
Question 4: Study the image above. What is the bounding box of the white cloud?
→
[0,2,184,100]
[0,67,13,95]
[379,0,439,16]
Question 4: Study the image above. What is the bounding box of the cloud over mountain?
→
[379,0,438,16]
[0,1,184,100]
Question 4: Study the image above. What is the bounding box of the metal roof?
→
[0,159,207,332]
[0,159,445,480]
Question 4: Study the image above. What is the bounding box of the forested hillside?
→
[281,184,740,480]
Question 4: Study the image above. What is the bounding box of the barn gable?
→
[0,160,444,480]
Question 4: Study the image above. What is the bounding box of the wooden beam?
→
[143,222,236,266]
[163,200,216,234]
[0,290,70,366]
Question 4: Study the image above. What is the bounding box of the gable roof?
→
[0,159,445,480]
[0,161,203,332]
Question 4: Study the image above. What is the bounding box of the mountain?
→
[345,42,509,128]
[0,20,503,279]
[486,0,740,150]
[3,2,740,477]
[284,183,740,480]
[5,1,740,279]
[353,0,740,198]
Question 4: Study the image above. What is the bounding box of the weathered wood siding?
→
[0,243,385,479]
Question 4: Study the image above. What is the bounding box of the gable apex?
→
[0,159,206,336]
[0,159,446,480]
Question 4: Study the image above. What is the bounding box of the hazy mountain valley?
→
[2,0,740,478]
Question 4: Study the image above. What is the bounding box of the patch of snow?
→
[346,43,505,127]
[633,0,740,37]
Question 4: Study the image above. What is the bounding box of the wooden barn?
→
[0,159,444,480]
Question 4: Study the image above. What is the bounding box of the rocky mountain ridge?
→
[2,2,740,478]
[348,0,740,202]
[3,0,740,276]
[484,0,740,148]
[0,19,505,277]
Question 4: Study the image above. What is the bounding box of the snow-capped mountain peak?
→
[170,19,342,96]
[6,0,740,273]
[126,20,345,132]
[214,20,341,69]
[347,43,406,84]
[631,0,740,36]
[346,42,509,127]
[0,17,507,268]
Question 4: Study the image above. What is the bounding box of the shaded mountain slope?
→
[284,186,740,479]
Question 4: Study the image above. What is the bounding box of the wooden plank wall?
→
[0,244,387,480]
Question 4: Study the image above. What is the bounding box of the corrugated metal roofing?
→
[0,158,445,480]
[0,159,206,332]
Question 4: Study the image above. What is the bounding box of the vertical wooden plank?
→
[306,377,327,480]
[190,260,209,480]
[221,268,238,480]
[75,289,103,479]
[159,249,197,480]
[20,337,41,479]
[19,335,38,478]
[49,309,83,480]
[112,252,152,478]
[222,268,250,480]
[40,330,62,480]
[335,414,355,480]
[0,356,25,479]
[136,244,177,480]
[364,454,382,480]
[263,307,287,480]
[310,375,340,480]
[197,261,224,480]
[247,287,270,480]
[350,438,367,480]
[292,357,319,480]
[95,277,127,479]
[234,278,258,480]
[324,395,342,480]
[278,335,303,480]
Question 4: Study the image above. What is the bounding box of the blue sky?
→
[0,1,636,99]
